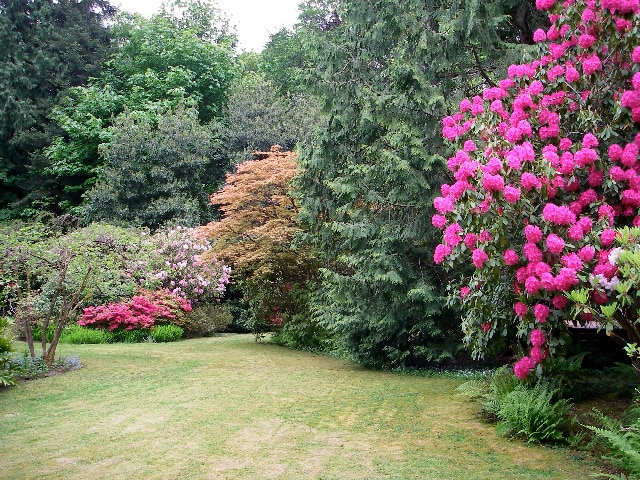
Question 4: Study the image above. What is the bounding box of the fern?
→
[495,382,571,443]
[455,379,489,400]
[586,408,640,479]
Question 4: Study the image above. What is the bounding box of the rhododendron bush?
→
[79,289,192,331]
[149,227,231,304]
[433,0,640,378]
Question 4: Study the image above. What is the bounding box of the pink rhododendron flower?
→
[460,286,471,299]
[530,329,546,346]
[478,230,493,243]
[514,301,528,318]
[524,242,543,262]
[546,233,565,253]
[533,28,547,42]
[530,346,547,363]
[434,196,454,214]
[472,248,489,269]
[504,249,519,265]
[482,173,505,192]
[578,245,596,262]
[524,224,543,243]
[536,0,556,9]
[514,356,536,379]
[534,304,550,323]
[600,228,617,246]
[525,276,542,294]
[542,203,576,225]
[434,244,452,264]
[582,54,602,75]
[552,295,568,309]
[432,214,447,228]
[444,223,463,246]
[578,34,596,48]
[464,233,478,249]
[521,172,542,190]
[502,185,521,203]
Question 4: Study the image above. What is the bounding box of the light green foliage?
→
[150,324,184,343]
[0,316,16,386]
[41,2,237,214]
[82,107,222,230]
[586,400,640,480]
[294,0,537,368]
[59,324,111,344]
[457,367,572,443]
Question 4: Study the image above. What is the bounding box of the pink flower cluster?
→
[151,227,231,303]
[433,0,640,379]
[514,329,549,379]
[80,288,192,331]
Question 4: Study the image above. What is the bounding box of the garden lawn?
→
[1,334,598,480]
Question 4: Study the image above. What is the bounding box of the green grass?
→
[0,334,599,479]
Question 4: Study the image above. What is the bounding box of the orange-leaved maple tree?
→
[196,145,320,340]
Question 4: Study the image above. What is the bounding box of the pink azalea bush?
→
[149,227,231,303]
[79,288,192,331]
[433,0,640,378]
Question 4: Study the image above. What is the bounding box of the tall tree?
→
[83,107,221,230]
[40,6,237,214]
[218,73,322,163]
[0,0,116,217]
[294,0,544,368]
[198,146,323,348]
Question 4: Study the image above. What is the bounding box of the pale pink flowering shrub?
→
[433,0,640,378]
[149,227,231,303]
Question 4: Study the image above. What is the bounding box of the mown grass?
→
[1,334,599,479]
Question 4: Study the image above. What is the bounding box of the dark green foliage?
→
[82,107,221,230]
[107,328,150,343]
[185,303,233,337]
[218,73,323,163]
[0,0,116,217]
[149,324,183,343]
[261,28,308,95]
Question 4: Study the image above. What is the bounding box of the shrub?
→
[150,324,183,343]
[457,366,572,443]
[10,353,82,381]
[0,317,16,387]
[432,0,640,376]
[79,289,192,331]
[495,381,572,443]
[60,325,111,344]
[107,329,151,343]
[148,227,230,304]
[184,303,233,337]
